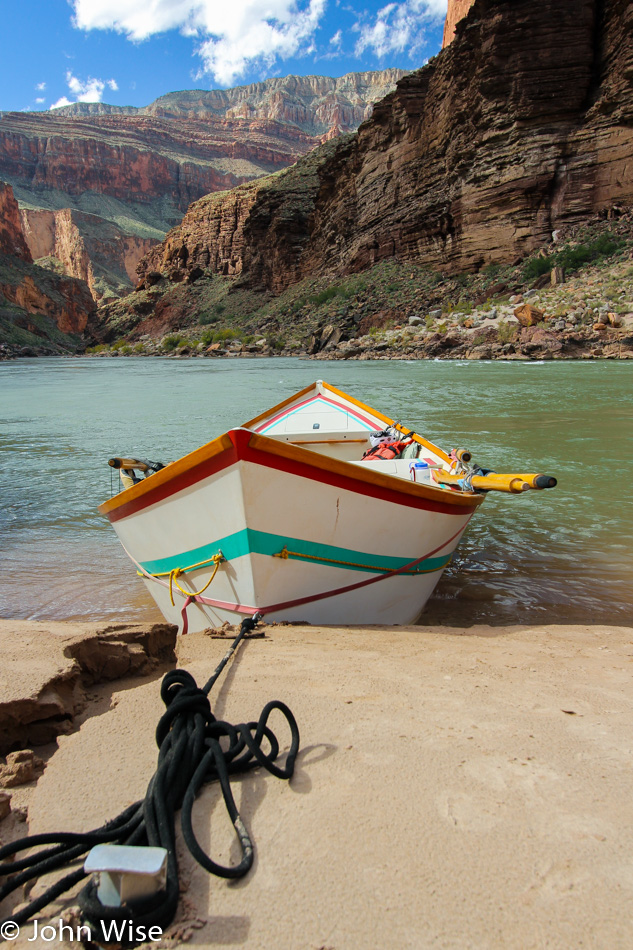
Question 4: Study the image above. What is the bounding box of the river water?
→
[1,357,631,627]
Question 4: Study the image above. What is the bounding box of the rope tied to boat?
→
[273,544,444,575]
[121,522,470,633]
[0,615,300,941]
[168,551,224,605]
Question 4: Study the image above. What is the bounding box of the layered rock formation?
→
[0,181,31,262]
[0,182,96,351]
[133,0,632,297]
[0,71,404,298]
[20,209,156,299]
[138,136,348,291]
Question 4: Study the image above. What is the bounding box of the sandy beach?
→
[1,618,632,949]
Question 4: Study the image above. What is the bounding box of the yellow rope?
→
[273,545,438,575]
[147,551,226,579]
[168,552,224,606]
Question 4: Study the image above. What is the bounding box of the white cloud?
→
[36,82,46,91]
[35,97,46,104]
[354,0,446,58]
[49,71,119,109]
[330,28,342,47]
[71,0,328,86]
[66,70,118,101]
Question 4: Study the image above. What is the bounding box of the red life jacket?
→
[362,439,413,462]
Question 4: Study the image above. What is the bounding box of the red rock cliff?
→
[0,181,31,262]
[20,208,157,300]
[0,182,95,343]
[137,0,632,294]
[0,71,403,299]
[443,0,476,47]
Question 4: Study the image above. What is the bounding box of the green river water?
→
[1,357,631,626]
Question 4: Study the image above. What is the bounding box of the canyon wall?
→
[20,209,156,299]
[134,0,633,296]
[0,183,95,346]
[0,182,31,262]
[0,70,403,298]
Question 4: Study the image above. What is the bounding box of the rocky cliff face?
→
[442,0,476,47]
[138,137,349,292]
[0,71,403,299]
[0,182,31,262]
[134,0,632,297]
[20,208,156,300]
[0,182,96,351]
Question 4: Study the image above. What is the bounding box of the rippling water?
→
[1,357,631,626]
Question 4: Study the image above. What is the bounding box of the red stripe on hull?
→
[107,429,480,524]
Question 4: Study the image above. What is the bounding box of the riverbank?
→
[2,617,632,948]
[4,215,633,363]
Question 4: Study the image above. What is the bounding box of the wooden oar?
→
[434,471,557,494]
[108,457,151,472]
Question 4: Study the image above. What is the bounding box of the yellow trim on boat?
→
[98,432,234,515]
[321,381,453,464]
[243,381,317,430]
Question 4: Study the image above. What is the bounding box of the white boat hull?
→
[100,425,481,632]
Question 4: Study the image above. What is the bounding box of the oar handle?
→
[108,457,150,472]
[435,471,558,494]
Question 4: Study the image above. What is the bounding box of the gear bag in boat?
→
[362,439,413,462]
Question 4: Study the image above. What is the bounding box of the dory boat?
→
[99,380,556,632]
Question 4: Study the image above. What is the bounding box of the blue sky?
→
[1,0,447,113]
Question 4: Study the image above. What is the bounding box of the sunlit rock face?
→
[0,181,96,340]
[130,0,632,298]
[0,71,404,298]
[0,181,31,262]
[442,0,476,47]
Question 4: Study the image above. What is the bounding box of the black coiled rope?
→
[0,615,299,939]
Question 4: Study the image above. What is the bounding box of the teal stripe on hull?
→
[139,528,451,577]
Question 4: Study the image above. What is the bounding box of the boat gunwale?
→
[244,380,453,464]
[98,427,483,523]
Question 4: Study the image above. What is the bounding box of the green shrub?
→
[199,313,219,326]
[163,334,185,351]
[497,321,517,344]
[523,256,553,280]
[213,328,238,342]
[425,315,434,330]
[483,263,501,278]
[266,334,286,351]
[200,328,238,346]
[523,233,625,282]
